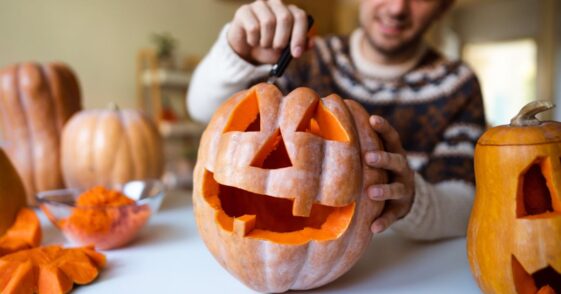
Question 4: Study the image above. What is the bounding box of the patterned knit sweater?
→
[187,25,486,240]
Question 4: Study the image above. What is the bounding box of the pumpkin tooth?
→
[234,215,257,236]
[292,196,313,217]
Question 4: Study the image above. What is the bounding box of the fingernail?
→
[371,223,385,234]
[371,116,382,125]
[368,187,383,199]
[292,46,302,57]
[366,153,380,164]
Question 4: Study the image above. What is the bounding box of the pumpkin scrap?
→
[59,186,151,250]
[0,245,106,294]
[0,208,41,257]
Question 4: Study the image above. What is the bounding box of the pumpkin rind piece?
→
[0,62,82,205]
[193,84,387,292]
[0,245,105,294]
[0,208,42,257]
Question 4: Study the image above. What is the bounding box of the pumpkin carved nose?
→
[250,129,292,170]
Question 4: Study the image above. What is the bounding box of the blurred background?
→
[0,0,559,188]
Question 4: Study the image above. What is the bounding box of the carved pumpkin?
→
[61,106,164,189]
[0,62,82,205]
[0,148,27,236]
[467,101,561,294]
[193,83,387,292]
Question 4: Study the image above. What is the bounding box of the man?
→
[187,0,486,240]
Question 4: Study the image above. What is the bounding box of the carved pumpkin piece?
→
[468,101,561,294]
[204,86,355,244]
[193,84,387,292]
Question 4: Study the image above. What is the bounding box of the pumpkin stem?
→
[108,102,120,112]
[510,100,555,126]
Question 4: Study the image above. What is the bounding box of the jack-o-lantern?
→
[468,101,561,294]
[193,83,387,292]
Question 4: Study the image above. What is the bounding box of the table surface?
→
[40,190,482,293]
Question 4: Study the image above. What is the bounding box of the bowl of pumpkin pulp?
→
[37,180,165,250]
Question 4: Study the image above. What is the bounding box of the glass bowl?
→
[37,180,165,250]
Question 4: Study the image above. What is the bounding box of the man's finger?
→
[269,0,293,49]
[369,115,405,154]
[252,1,276,48]
[237,5,260,47]
[287,5,307,57]
[367,183,406,201]
[365,151,408,174]
[371,208,399,234]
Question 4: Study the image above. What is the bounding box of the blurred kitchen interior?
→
[0,0,559,188]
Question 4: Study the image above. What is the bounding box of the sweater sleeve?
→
[391,76,486,240]
[186,24,270,123]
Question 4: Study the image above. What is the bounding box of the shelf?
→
[158,121,205,138]
[141,69,191,88]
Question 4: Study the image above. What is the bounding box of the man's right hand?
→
[227,0,309,65]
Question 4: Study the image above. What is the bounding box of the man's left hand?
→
[365,115,415,234]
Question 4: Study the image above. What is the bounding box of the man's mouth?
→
[376,16,408,36]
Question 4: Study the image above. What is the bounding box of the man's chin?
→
[367,36,422,59]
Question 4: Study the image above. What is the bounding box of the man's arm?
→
[390,79,486,240]
[187,25,270,123]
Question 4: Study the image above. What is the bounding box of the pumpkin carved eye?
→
[517,157,561,218]
[296,100,350,142]
[223,90,261,133]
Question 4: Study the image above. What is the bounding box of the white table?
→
[40,190,482,293]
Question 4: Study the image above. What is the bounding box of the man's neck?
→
[360,35,421,66]
[349,29,427,80]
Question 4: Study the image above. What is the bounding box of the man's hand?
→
[366,115,415,234]
[227,0,309,65]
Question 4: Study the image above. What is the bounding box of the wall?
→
[0,0,241,109]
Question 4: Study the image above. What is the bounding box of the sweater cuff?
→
[212,24,271,83]
[390,172,431,234]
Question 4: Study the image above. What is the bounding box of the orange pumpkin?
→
[61,105,164,189]
[467,101,561,294]
[193,83,387,292]
[0,62,82,205]
[0,147,27,236]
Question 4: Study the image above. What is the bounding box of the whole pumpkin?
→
[0,147,27,236]
[193,83,387,292]
[0,62,82,205]
[61,106,164,189]
[467,101,561,294]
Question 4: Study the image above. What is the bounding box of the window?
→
[463,39,537,126]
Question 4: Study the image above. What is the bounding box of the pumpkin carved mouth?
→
[201,169,355,245]
[512,255,561,294]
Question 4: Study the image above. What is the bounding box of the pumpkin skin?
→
[61,107,164,190]
[0,62,82,205]
[193,83,387,292]
[0,148,27,236]
[467,101,561,294]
